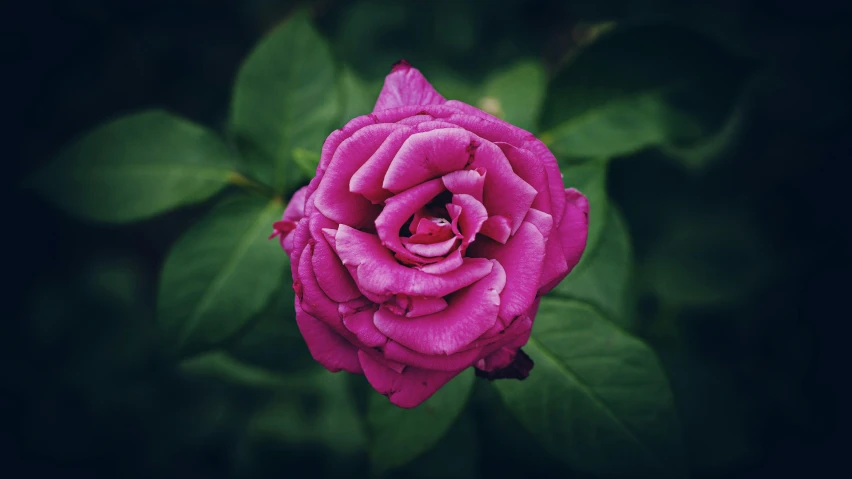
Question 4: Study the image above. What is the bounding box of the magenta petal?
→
[373,260,506,355]
[499,143,552,213]
[452,193,488,248]
[405,296,449,317]
[383,129,473,193]
[297,242,343,329]
[333,225,493,297]
[524,137,566,226]
[338,296,373,317]
[558,189,590,269]
[371,104,459,124]
[312,238,361,303]
[539,189,589,294]
[418,249,464,274]
[295,298,363,374]
[405,236,458,257]
[283,186,308,222]
[475,346,515,372]
[538,231,569,293]
[358,350,460,408]
[375,179,446,264]
[349,127,413,204]
[342,307,386,348]
[469,140,537,235]
[313,124,397,227]
[469,222,545,322]
[373,61,446,112]
[383,341,481,372]
[523,208,554,239]
[442,168,486,201]
[480,215,512,244]
[442,102,528,146]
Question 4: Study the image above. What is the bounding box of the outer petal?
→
[313,123,397,227]
[342,307,386,348]
[468,222,545,323]
[524,137,566,226]
[295,297,362,374]
[372,260,506,355]
[373,60,446,112]
[358,350,461,408]
[312,237,361,303]
[540,188,589,294]
[382,341,481,372]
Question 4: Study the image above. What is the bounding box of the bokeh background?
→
[6,0,849,478]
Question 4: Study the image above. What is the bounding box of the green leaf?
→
[230,10,339,193]
[179,351,294,390]
[541,24,751,160]
[227,274,316,375]
[291,147,321,179]
[478,60,546,132]
[339,66,378,124]
[386,413,480,479]
[551,206,635,330]
[368,369,475,476]
[495,298,687,478]
[246,370,368,456]
[27,110,235,223]
[157,195,287,355]
[561,160,608,257]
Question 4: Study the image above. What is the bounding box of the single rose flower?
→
[271,60,589,408]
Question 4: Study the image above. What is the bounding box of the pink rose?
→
[271,61,589,408]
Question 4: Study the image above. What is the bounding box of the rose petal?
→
[358,350,461,408]
[383,129,474,193]
[475,348,534,380]
[539,231,569,292]
[541,188,589,293]
[375,178,446,264]
[342,307,386,348]
[418,249,465,274]
[349,126,414,204]
[469,222,545,323]
[480,215,512,244]
[524,137,566,226]
[372,260,506,355]
[469,140,537,235]
[405,236,458,257]
[499,143,552,213]
[452,193,488,249]
[405,295,449,317]
[313,124,398,227]
[442,168,486,202]
[297,242,343,329]
[295,298,362,374]
[284,186,309,221]
[442,101,528,147]
[383,340,481,372]
[373,61,446,112]
[523,208,554,239]
[312,237,361,303]
[333,225,493,297]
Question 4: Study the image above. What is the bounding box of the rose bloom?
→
[272,61,588,408]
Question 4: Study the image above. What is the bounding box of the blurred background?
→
[5,0,849,478]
